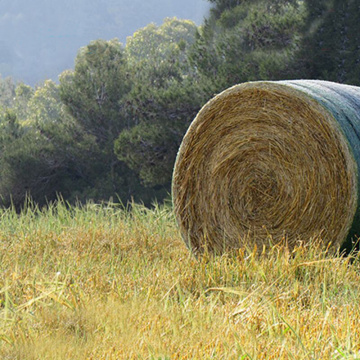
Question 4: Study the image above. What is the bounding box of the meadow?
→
[0,200,360,359]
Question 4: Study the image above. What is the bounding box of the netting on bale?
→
[172,80,360,254]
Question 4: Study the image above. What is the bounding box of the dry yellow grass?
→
[0,201,360,359]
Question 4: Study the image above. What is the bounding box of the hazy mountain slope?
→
[0,0,209,85]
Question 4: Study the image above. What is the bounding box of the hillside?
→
[0,0,209,85]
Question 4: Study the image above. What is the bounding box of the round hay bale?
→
[172,80,360,254]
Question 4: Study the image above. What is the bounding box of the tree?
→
[0,76,16,109]
[126,17,197,65]
[115,7,307,188]
[13,83,34,122]
[59,39,168,204]
[206,0,246,20]
[59,39,130,145]
[114,18,206,187]
[58,40,129,199]
[0,83,99,208]
[190,0,306,90]
[27,80,62,125]
[298,0,360,84]
[0,108,23,142]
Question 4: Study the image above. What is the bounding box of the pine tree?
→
[190,0,306,91]
[299,0,360,84]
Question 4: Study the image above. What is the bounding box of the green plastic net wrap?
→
[172,80,360,254]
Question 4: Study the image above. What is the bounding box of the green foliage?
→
[27,80,63,125]
[125,18,200,98]
[13,83,34,122]
[190,0,306,91]
[115,73,205,186]
[0,81,107,208]
[0,108,23,140]
[58,40,131,201]
[126,17,197,64]
[114,18,206,187]
[0,76,16,109]
[115,123,179,187]
[58,39,169,204]
[207,0,247,20]
[59,39,130,145]
[299,0,360,85]
[0,1,360,206]
[0,108,98,208]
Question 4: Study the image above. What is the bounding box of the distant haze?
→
[0,0,209,85]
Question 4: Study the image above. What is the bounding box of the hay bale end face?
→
[172,80,360,254]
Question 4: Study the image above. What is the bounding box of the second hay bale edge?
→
[172,80,360,253]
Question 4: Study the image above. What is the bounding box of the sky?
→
[0,0,210,85]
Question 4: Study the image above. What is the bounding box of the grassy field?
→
[0,201,360,359]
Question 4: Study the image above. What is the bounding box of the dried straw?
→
[172,80,360,254]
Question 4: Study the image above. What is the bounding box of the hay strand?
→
[172,80,360,254]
